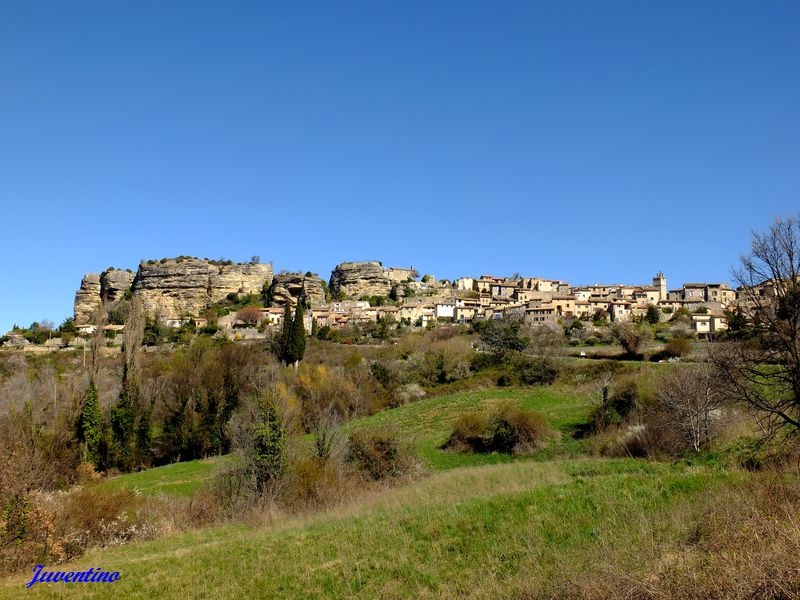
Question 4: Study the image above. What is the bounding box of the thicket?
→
[445,403,550,455]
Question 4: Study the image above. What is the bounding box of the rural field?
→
[3,380,795,599]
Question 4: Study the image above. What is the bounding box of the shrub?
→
[487,404,549,454]
[282,455,358,512]
[445,404,550,455]
[446,412,490,453]
[393,383,426,405]
[346,429,418,480]
[589,381,640,432]
[511,354,559,385]
[664,337,692,357]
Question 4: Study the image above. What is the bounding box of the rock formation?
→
[269,272,327,308]
[329,261,393,299]
[73,258,273,323]
[74,273,102,324]
[131,258,273,319]
[100,269,135,303]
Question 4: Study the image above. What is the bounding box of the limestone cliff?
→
[269,272,327,308]
[74,274,102,324]
[100,269,135,303]
[131,258,273,319]
[329,261,393,299]
[74,258,273,322]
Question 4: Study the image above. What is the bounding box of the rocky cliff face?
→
[132,259,273,319]
[74,273,102,324]
[74,259,273,322]
[329,261,393,299]
[100,269,135,303]
[269,273,327,308]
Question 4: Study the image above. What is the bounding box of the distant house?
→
[384,266,417,282]
[434,301,456,319]
[608,301,634,322]
[455,277,474,291]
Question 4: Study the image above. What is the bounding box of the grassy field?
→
[1,457,742,599]
[347,385,595,470]
[101,386,595,497]
[97,457,226,497]
[0,383,767,598]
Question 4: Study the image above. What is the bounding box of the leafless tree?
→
[711,214,800,436]
[611,321,653,355]
[88,306,107,381]
[659,365,723,452]
[123,298,145,379]
[237,306,262,327]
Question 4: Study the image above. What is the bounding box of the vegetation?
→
[78,381,103,467]
[445,403,550,455]
[3,217,800,597]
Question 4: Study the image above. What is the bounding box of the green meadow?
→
[0,385,767,598]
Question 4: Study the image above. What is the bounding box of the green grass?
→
[1,380,762,598]
[348,385,594,470]
[98,457,228,497]
[0,458,742,599]
[102,386,594,496]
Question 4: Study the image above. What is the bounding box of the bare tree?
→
[123,298,145,380]
[88,306,107,381]
[711,214,800,436]
[611,321,653,355]
[237,306,262,327]
[659,365,723,452]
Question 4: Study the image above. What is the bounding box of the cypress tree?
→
[311,316,318,337]
[135,407,152,467]
[80,381,103,468]
[288,301,306,367]
[278,303,293,365]
[111,365,135,470]
[252,395,286,492]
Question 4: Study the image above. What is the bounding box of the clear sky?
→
[1,1,798,332]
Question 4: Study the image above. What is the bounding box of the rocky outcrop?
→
[329,261,393,299]
[74,259,274,323]
[131,258,273,319]
[269,272,327,308]
[74,274,102,324]
[100,269,135,303]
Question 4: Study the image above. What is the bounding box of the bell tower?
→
[653,272,667,302]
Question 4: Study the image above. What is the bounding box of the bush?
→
[282,455,359,512]
[346,429,418,480]
[510,354,559,386]
[487,404,549,454]
[664,337,692,357]
[445,404,550,455]
[393,383,426,405]
[446,412,490,452]
[589,381,640,432]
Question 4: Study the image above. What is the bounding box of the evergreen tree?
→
[111,364,136,470]
[251,395,286,492]
[278,303,293,364]
[79,381,103,468]
[288,301,306,367]
[311,316,318,337]
[135,409,152,467]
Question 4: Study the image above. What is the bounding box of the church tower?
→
[653,272,667,302]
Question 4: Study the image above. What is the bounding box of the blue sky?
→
[1,1,798,332]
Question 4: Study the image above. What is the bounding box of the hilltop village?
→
[1,256,742,350]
